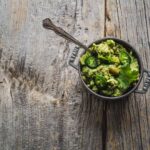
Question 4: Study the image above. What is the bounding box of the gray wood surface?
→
[0,0,149,150]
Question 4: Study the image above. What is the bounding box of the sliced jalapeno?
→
[85,56,98,68]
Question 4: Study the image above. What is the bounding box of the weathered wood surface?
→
[0,0,149,150]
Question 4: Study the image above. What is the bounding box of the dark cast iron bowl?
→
[69,37,150,101]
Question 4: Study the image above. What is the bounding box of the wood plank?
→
[105,0,150,149]
[0,0,105,149]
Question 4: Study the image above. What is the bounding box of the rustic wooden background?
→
[0,0,150,149]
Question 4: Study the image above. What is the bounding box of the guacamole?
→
[80,40,140,97]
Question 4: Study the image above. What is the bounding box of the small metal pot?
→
[69,37,150,101]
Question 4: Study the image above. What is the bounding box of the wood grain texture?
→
[0,0,105,150]
[0,0,150,150]
[105,0,150,149]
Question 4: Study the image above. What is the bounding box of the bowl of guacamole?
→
[78,38,144,100]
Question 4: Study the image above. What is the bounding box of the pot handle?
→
[69,46,80,70]
[135,69,150,94]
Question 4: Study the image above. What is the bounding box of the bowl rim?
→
[78,37,143,100]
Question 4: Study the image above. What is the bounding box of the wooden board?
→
[0,0,105,150]
[0,0,149,150]
[105,0,150,149]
